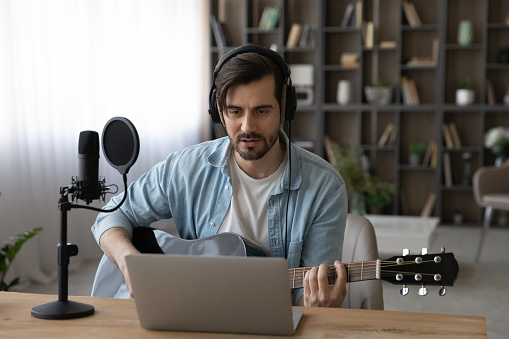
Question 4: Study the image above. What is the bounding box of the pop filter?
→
[102,117,140,176]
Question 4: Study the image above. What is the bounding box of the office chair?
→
[341,213,384,310]
[473,160,509,262]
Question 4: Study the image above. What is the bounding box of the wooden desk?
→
[1,292,486,338]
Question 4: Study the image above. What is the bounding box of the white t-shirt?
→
[219,155,286,255]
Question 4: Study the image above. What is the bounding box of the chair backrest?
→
[341,213,384,310]
[473,160,509,207]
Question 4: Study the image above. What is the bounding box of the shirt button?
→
[224,185,229,190]
[209,221,215,227]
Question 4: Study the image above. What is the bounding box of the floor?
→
[20,225,509,338]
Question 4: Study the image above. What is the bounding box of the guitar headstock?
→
[381,248,459,296]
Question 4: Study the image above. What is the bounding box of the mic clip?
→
[70,176,108,205]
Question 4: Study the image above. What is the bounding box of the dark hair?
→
[215,52,284,116]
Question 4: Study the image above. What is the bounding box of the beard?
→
[228,129,280,161]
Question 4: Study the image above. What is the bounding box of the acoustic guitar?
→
[91,228,459,298]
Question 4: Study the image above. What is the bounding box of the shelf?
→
[209,0,508,226]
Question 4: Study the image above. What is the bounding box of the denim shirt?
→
[91,132,347,304]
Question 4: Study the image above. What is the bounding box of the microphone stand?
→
[31,186,95,319]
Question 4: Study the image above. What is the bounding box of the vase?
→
[364,86,392,105]
[337,80,351,105]
[495,156,507,167]
[350,192,366,216]
[456,89,474,106]
[458,20,473,46]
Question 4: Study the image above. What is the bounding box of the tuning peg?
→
[400,284,409,296]
[439,286,446,296]
[418,285,428,296]
[441,247,446,253]
[421,248,428,255]
[402,248,410,256]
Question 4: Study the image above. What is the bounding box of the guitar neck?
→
[289,260,381,289]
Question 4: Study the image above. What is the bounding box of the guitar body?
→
[91,229,248,298]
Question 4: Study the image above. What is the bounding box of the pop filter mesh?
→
[103,120,135,167]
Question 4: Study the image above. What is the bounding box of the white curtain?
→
[0,0,208,288]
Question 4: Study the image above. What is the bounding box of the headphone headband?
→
[213,45,292,80]
[208,45,297,125]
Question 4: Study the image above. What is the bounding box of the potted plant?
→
[484,126,509,165]
[325,137,395,215]
[409,142,426,166]
[364,176,396,214]
[364,79,392,106]
[453,209,464,225]
[455,77,475,106]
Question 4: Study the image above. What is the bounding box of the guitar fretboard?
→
[289,260,381,289]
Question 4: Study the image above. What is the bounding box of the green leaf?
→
[6,227,43,262]
[0,227,43,291]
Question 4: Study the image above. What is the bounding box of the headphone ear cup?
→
[285,84,297,122]
[208,87,222,124]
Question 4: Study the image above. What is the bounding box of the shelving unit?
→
[209,0,509,227]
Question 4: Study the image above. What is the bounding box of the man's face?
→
[223,75,281,161]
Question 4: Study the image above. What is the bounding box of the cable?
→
[285,120,292,259]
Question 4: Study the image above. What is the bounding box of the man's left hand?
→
[303,261,347,308]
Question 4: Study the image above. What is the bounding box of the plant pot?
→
[453,213,463,225]
[409,154,421,166]
[364,86,392,105]
[455,89,474,106]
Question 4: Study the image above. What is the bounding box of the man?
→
[91,45,348,307]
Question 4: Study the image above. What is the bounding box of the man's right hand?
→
[99,227,140,298]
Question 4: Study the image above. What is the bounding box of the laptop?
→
[126,254,304,335]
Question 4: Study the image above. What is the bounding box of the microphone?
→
[31,116,140,321]
[72,117,140,207]
[76,131,103,204]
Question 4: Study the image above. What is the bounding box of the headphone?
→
[208,45,297,125]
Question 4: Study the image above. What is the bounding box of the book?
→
[378,123,395,147]
[422,141,436,166]
[432,38,439,64]
[286,23,303,48]
[299,23,311,48]
[361,21,368,45]
[323,135,336,163]
[340,52,359,67]
[341,3,355,27]
[210,15,224,48]
[442,124,454,149]
[403,1,422,28]
[449,123,462,148]
[407,79,420,104]
[443,152,453,187]
[400,76,413,105]
[420,192,436,217]
[258,6,280,30]
[380,41,397,49]
[406,56,435,67]
[365,21,374,49]
[388,124,399,145]
[267,6,281,30]
[258,7,270,29]
[355,1,362,28]
[486,78,496,105]
[430,143,438,168]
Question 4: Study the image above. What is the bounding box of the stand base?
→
[31,300,94,320]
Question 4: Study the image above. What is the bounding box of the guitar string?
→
[288,260,441,283]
